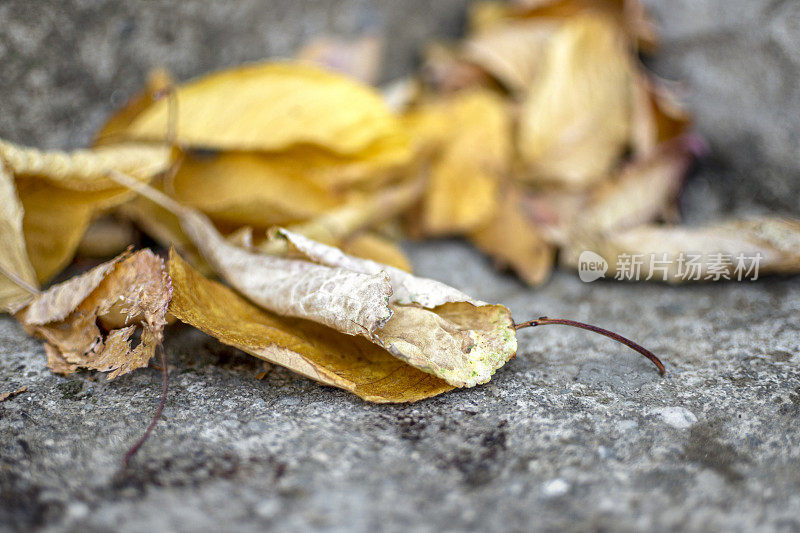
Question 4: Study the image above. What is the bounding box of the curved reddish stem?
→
[514,317,665,376]
[123,341,169,466]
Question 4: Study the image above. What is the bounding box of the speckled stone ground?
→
[1,1,799,531]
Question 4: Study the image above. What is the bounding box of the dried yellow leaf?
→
[340,233,412,272]
[0,161,38,313]
[168,150,343,228]
[630,74,692,158]
[121,62,408,156]
[0,138,170,191]
[109,173,517,387]
[576,138,692,235]
[470,185,554,286]
[0,138,171,282]
[168,250,452,403]
[517,15,634,187]
[19,249,171,378]
[469,0,657,51]
[274,229,517,386]
[463,19,558,92]
[94,68,175,146]
[412,90,511,235]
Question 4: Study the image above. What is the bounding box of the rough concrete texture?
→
[2,243,800,532]
[1,0,800,531]
[642,0,800,213]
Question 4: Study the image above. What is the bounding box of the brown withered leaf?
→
[168,251,452,403]
[119,62,408,157]
[411,90,511,236]
[19,249,171,378]
[0,161,38,313]
[561,218,800,282]
[517,14,634,188]
[470,184,554,285]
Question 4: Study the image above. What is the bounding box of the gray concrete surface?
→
[2,242,799,532]
[1,1,799,531]
[642,0,800,213]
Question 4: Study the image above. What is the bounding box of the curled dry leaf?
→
[0,138,171,283]
[118,62,409,157]
[111,174,517,387]
[517,14,634,188]
[270,229,517,387]
[168,251,452,403]
[0,139,171,191]
[561,218,800,282]
[0,161,38,313]
[19,249,172,378]
[178,208,396,338]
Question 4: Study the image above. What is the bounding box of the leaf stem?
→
[108,169,185,215]
[0,262,40,295]
[123,340,169,466]
[514,316,665,376]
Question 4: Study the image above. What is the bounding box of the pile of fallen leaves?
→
[1,0,798,458]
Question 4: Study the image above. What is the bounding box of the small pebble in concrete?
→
[542,479,570,498]
[652,406,698,429]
